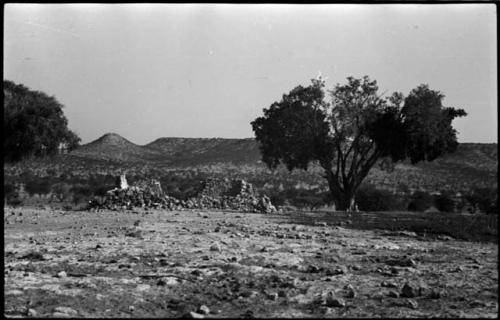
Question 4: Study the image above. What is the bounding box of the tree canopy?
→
[251,75,467,211]
[4,80,81,162]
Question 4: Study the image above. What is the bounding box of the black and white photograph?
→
[4,3,497,318]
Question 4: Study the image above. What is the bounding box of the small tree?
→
[252,75,466,211]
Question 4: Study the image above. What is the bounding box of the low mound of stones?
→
[88,176,276,213]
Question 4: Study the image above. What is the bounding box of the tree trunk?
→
[336,191,357,212]
[324,168,358,212]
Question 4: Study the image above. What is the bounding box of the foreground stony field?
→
[4,207,498,318]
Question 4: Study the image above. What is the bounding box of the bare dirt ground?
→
[4,207,498,318]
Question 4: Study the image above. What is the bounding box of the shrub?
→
[267,190,286,207]
[408,191,435,212]
[4,183,16,199]
[434,191,456,213]
[294,193,325,210]
[70,184,93,205]
[466,187,498,214]
[24,179,51,196]
[356,184,405,211]
[51,183,72,202]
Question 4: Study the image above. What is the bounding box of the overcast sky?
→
[4,4,497,144]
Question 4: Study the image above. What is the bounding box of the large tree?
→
[251,76,466,211]
[4,80,81,162]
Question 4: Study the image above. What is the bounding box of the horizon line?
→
[82,132,498,146]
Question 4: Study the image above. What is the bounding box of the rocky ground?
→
[4,207,498,318]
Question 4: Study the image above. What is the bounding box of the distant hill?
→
[145,137,261,165]
[71,134,262,166]
[4,133,497,194]
[70,133,163,163]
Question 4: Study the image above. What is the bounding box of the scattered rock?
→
[370,292,387,300]
[57,271,67,278]
[374,243,400,250]
[386,257,417,267]
[6,289,24,296]
[136,284,151,292]
[241,310,254,318]
[326,265,347,275]
[345,287,356,298]
[322,306,339,316]
[240,291,259,298]
[307,265,321,273]
[384,231,418,237]
[53,307,77,316]
[27,308,38,317]
[325,293,346,308]
[125,230,143,238]
[437,234,454,241]
[21,251,46,261]
[278,290,287,298]
[469,300,488,308]
[128,306,135,312]
[52,312,72,318]
[186,311,205,319]
[405,299,419,309]
[450,266,464,273]
[198,305,210,315]
[388,290,400,298]
[381,280,398,288]
[401,282,418,298]
[210,243,222,252]
[428,289,447,299]
[267,292,279,301]
[401,281,428,298]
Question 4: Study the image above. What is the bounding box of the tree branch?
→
[354,148,381,190]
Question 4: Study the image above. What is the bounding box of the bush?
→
[24,179,51,196]
[280,188,326,210]
[70,184,93,205]
[466,187,498,214]
[4,183,16,199]
[4,182,24,206]
[294,193,325,210]
[267,190,286,207]
[356,184,406,211]
[434,191,456,213]
[51,183,72,202]
[408,191,435,212]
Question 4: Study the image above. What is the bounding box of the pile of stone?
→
[88,175,276,213]
[188,178,276,213]
[88,177,182,211]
